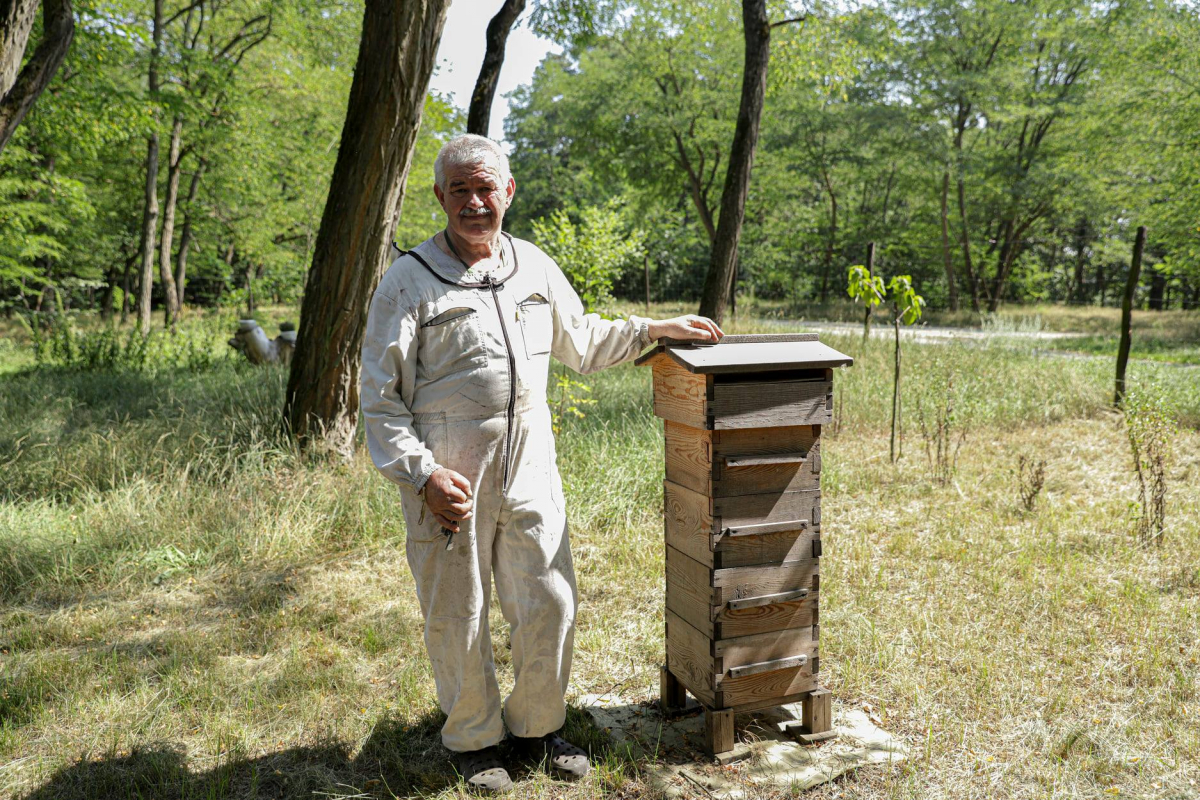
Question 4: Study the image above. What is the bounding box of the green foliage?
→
[887,275,925,325]
[19,313,229,374]
[550,366,596,434]
[1123,386,1177,546]
[846,264,885,338]
[531,202,646,314]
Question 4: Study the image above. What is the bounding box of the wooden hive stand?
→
[635,333,853,757]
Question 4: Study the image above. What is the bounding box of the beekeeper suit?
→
[359,135,721,773]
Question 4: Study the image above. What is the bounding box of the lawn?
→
[1,309,1197,799]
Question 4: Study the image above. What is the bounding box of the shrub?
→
[531,202,646,314]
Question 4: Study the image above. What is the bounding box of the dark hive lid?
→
[634,333,853,375]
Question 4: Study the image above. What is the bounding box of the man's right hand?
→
[424,467,474,533]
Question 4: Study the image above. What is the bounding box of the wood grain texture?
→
[715,594,818,639]
[717,663,818,708]
[665,422,820,497]
[665,546,718,635]
[715,624,817,669]
[666,610,717,706]
[716,489,822,535]
[704,707,735,755]
[651,360,709,428]
[715,529,814,569]
[660,665,688,713]
[663,481,715,565]
[802,688,832,734]
[667,546,822,638]
[710,379,833,429]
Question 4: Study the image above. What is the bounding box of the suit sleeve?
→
[545,256,653,374]
[359,287,441,491]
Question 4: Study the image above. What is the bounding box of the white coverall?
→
[360,233,651,752]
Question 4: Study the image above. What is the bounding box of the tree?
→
[468,0,527,136]
[285,0,450,456]
[0,0,74,154]
[887,274,924,463]
[846,252,884,341]
[698,0,773,324]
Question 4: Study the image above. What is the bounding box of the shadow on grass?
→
[19,712,457,800]
[18,705,630,799]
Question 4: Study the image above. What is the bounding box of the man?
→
[360,134,722,793]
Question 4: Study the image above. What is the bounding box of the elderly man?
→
[360,134,722,792]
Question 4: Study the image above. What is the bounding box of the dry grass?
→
[1,312,1198,799]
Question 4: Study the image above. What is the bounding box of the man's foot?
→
[514,732,590,780]
[453,746,513,794]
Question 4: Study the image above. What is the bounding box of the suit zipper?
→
[485,275,517,490]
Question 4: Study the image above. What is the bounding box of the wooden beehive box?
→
[635,333,853,757]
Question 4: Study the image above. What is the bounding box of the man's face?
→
[434,156,516,246]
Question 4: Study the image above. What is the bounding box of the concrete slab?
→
[581,694,907,798]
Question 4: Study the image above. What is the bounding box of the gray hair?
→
[433,134,512,191]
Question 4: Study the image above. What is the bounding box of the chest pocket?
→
[518,293,552,359]
[418,304,488,380]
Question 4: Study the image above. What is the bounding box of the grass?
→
[1,307,1198,799]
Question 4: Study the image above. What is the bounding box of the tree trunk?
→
[158,116,183,326]
[1147,269,1166,311]
[0,0,74,155]
[954,166,980,312]
[1070,217,1088,304]
[698,0,770,324]
[174,160,205,312]
[1115,225,1146,406]
[285,0,450,456]
[939,170,959,311]
[136,134,160,329]
[863,241,875,341]
[818,185,837,304]
[466,0,526,136]
[644,250,650,313]
[890,311,900,463]
[120,252,133,323]
[136,0,164,330]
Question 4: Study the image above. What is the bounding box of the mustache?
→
[459,207,492,217]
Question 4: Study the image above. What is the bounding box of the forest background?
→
[4,0,1200,320]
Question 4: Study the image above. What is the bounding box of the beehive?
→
[635,332,853,756]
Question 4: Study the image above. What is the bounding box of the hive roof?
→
[634,333,853,375]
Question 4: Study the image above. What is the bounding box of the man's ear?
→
[504,177,516,209]
[434,183,446,210]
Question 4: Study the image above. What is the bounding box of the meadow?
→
[0,307,1198,799]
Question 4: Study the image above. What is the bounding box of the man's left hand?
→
[648,315,724,343]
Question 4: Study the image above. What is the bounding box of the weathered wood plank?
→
[660,665,688,713]
[718,663,818,708]
[664,421,713,496]
[665,423,820,496]
[802,688,832,734]
[716,489,821,535]
[714,624,817,668]
[710,379,833,429]
[665,610,716,706]
[715,593,818,639]
[652,360,709,428]
[665,546,718,634]
[705,707,735,755]
[663,481,714,565]
[714,529,814,569]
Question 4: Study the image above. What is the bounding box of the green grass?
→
[1,309,1198,799]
